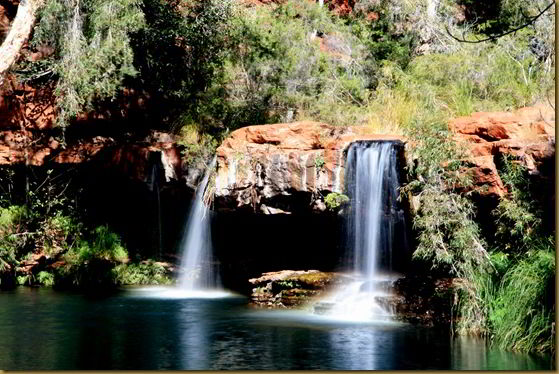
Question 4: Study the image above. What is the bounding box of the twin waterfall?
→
[177,141,405,315]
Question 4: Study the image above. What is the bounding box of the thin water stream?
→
[178,157,219,292]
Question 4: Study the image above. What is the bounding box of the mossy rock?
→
[285,271,339,289]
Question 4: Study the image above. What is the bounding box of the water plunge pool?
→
[0,287,552,370]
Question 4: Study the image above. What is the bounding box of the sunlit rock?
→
[214,121,404,213]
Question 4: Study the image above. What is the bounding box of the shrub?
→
[223,0,375,128]
[74,225,129,263]
[37,271,55,287]
[40,213,82,257]
[493,156,545,252]
[0,205,30,273]
[112,260,172,285]
[324,192,349,211]
[131,0,233,117]
[54,225,129,289]
[30,0,145,126]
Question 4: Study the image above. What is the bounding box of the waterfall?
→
[318,141,405,322]
[178,157,219,291]
[345,141,401,285]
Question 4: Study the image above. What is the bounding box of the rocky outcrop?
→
[0,81,57,130]
[249,270,344,308]
[449,104,555,199]
[0,1,18,42]
[0,129,182,185]
[390,276,457,326]
[248,269,457,327]
[214,121,404,213]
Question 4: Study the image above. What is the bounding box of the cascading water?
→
[178,157,219,291]
[318,141,406,322]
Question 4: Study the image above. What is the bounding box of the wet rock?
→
[391,276,457,327]
[249,270,344,308]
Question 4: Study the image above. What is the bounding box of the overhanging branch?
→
[445,1,555,44]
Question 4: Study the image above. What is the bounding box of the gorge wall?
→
[0,72,555,295]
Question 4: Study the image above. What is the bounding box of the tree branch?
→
[445,1,555,44]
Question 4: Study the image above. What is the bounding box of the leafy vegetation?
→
[112,260,172,285]
[0,169,172,290]
[29,0,145,126]
[324,192,350,211]
[489,238,555,352]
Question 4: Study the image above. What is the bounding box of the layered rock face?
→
[449,104,555,199]
[214,121,404,214]
[0,129,182,185]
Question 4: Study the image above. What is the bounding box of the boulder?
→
[214,121,404,213]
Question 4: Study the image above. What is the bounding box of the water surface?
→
[0,287,553,370]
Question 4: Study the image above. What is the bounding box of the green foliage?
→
[223,0,375,128]
[476,158,555,353]
[176,123,220,167]
[37,271,55,287]
[112,261,172,285]
[493,156,544,251]
[352,0,416,69]
[275,280,299,289]
[489,239,555,352]
[72,225,129,263]
[324,192,349,211]
[0,205,30,273]
[32,0,145,126]
[41,213,82,257]
[16,275,31,286]
[410,188,487,274]
[132,0,233,107]
[314,155,325,170]
[458,0,554,43]
[53,225,129,289]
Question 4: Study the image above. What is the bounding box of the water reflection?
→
[451,335,553,370]
[0,288,553,370]
[178,302,209,369]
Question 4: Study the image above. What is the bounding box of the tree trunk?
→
[0,0,42,81]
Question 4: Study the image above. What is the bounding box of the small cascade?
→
[178,157,219,291]
[316,141,405,322]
